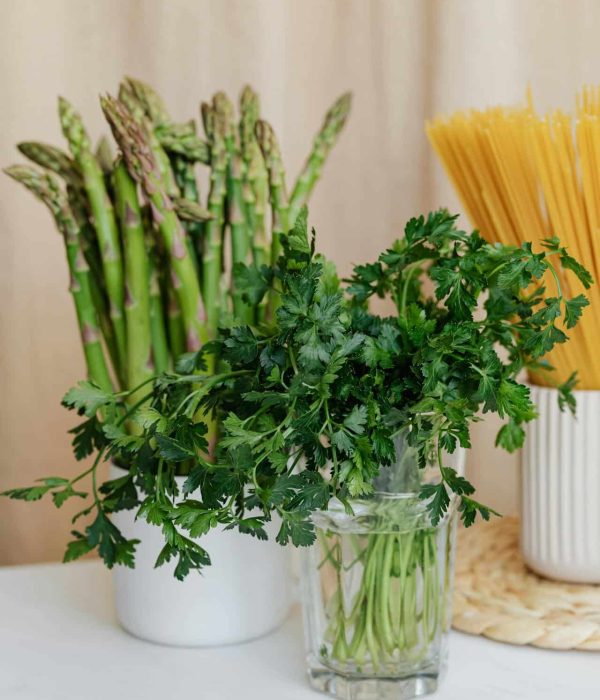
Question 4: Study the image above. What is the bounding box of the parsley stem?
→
[288,347,298,374]
[399,262,421,317]
[488,260,511,278]
[156,459,165,502]
[547,263,563,300]
[323,400,339,486]
[70,448,106,488]
[437,442,444,474]
[286,449,304,475]
[116,392,154,427]
[114,375,157,400]
[171,370,251,417]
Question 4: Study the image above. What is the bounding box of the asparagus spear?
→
[288,92,352,224]
[14,142,119,378]
[86,270,122,382]
[118,82,207,297]
[118,82,179,199]
[172,158,203,277]
[202,101,227,335]
[17,142,83,191]
[95,136,114,175]
[157,124,211,164]
[101,95,210,356]
[17,140,107,304]
[240,86,269,270]
[148,262,169,374]
[5,165,112,392]
[201,101,215,141]
[214,92,252,322]
[113,160,153,398]
[58,97,127,382]
[59,174,122,382]
[166,283,185,361]
[124,76,171,126]
[172,196,211,222]
[255,119,290,265]
[29,146,122,380]
[255,120,291,318]
[239,86,259,164]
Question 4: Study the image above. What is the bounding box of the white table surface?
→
[0,560,598,700]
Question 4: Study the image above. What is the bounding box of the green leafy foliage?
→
[3,208,589,577]
[62,381,115,417]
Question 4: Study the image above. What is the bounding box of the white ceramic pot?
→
[110,464,293,646]
[521,385,600,583]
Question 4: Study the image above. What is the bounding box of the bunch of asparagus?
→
[6,78,351,407]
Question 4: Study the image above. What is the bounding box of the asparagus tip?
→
[240,84,258,105]
[328,91,353,124]
[4,164,39,182]
[255,119,279,157]
[16,142,34,159]
[201,101,214,140]
[213,91,234,137]
[3,164,22,179]
[57,95,72,118]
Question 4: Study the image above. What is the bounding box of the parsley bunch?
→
[3,208,590,578]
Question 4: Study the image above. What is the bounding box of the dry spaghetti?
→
[427,88,600,388]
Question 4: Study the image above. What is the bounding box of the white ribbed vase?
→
[521,385,600,583]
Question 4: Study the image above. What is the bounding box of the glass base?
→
[307,658,440,700]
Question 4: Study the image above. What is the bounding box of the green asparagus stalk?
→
[58,97,127,382]
[5,165,112,392]
[166,283,185,361]
[18,141,107,301]
[240,86,269,270]
[17,141,83,191]
[86,272,122,381]
[17,141,99,261]
[59,181,122,376]
[101,95,210,357]
[124,76,171,127]
[228,152,253,322]
[95,136,114,175]
[202,101,227,335]
[50,164,122,382]
[157,124,211,165]
[142,204,169,374]
[239,86,259,166]
[171,159,204,277]
[288,92,352,225]
[117,82,179,200]
[154,118,207,277]
[213,92,235,150]
[17,143,93,253]
[255,119,290,265]
[215,92,252,323]
[112,159,153,400]
[148,262,169,374]
[201,101,215,141]
[172,197,212,223]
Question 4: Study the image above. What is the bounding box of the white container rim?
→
[526,381,600,397]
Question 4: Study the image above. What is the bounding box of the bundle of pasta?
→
[427,88,600,388]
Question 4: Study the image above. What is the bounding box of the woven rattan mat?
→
[453,516,600,650]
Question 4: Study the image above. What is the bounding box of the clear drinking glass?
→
[300,437,459,700]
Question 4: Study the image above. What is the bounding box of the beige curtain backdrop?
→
[1,0,599,564]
